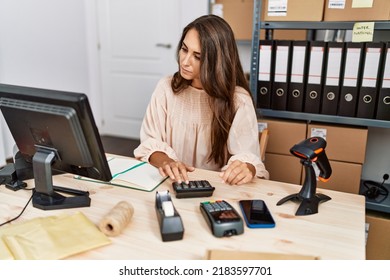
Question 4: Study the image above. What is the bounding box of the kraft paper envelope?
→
[0,212,111,260]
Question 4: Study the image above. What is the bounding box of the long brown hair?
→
[171,15,250,167]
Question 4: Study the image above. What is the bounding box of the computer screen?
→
[0,83,112,210]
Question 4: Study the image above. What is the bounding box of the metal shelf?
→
[249,0,390,129]
[261,21,390,30]
[259,109,390,129]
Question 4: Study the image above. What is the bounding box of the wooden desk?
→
[0,160,366,260]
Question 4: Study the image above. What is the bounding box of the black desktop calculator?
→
[200,200,244,237]
[172,180,215,198]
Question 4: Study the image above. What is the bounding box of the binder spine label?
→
[343,48,361,87]
[291,46,306,83]
[258,45,272,81]
[308,47,324,84]
[325,48,342,86]
[362,47,381,87]
[274,46,289,83]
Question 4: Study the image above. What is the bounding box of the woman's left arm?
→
[220,93,269,184]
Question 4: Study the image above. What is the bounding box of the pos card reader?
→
[200,200,244,237]
[155,190,184,241]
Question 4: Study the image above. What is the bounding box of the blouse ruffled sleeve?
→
[133,78,179,163]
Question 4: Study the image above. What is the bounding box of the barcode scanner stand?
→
[277,137,332,216]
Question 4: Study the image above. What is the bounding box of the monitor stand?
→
[32,147,90,210]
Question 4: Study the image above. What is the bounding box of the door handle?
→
[155,43,172,49]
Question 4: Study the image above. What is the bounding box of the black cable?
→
[362,174,389,202]
[0,189,35,227]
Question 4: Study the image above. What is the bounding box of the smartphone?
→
[239,200,275,228]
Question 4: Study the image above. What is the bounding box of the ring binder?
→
[356,42,385,119]
[287,41,309,112]
[376,42,390,120]
[321,42,345,116]
[338,42,365,117]
[304,41,327,114]
[271,40,292,111]
[257,40,275,109]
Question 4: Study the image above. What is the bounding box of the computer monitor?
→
[0,83,112,210]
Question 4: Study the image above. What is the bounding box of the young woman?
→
[134,15,268,185]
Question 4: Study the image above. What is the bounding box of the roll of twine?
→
[98,201,134,237]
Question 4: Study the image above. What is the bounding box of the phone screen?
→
[239,200,275,228]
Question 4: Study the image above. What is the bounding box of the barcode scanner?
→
[277,137,333,216]
[290,137,332,181]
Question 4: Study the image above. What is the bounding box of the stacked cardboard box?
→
[307,123,368,194]
[324,0,390,21]
[259,119,306,185]
[259,119,368,194]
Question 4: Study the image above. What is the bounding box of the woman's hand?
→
[159,160,195,184]
[149,151,195,184]
[219,160,255,185]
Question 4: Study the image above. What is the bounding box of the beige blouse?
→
[134,76,269,179]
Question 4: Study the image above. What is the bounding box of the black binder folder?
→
[287,41,309,112]
[376,42,390,121]
[338,42,364,117]
[271,40,292,110]
[257,40,275,109]
[321,42,345,115]
[304,41,327,114]
[357,42,385,119]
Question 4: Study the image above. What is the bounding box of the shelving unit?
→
[249,0,390,128]
[246,0,390,260]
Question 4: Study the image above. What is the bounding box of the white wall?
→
[0,0,89,92]
[0,0,91,161]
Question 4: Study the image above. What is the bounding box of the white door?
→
[97,0,181,138]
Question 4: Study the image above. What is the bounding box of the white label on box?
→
[310,128,327,140]
[211,4,223,18]
[257,122,268,132]
[267,0,287,17]
[328,0,346,9]
[312,162,321,180]
[352,0,373,8]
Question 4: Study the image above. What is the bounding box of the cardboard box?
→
[259,119,307,155]
[213,1,309,40]
[324,0,390,21]
[366,211,390,260]
[307,123,368,164]
[262,0,325,21]
[264,153,302,185]
[213,0,253,40]
[316,160,363,194]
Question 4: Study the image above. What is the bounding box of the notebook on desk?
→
[74,157,168,192]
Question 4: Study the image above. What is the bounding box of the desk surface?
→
[0,157,366,260]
